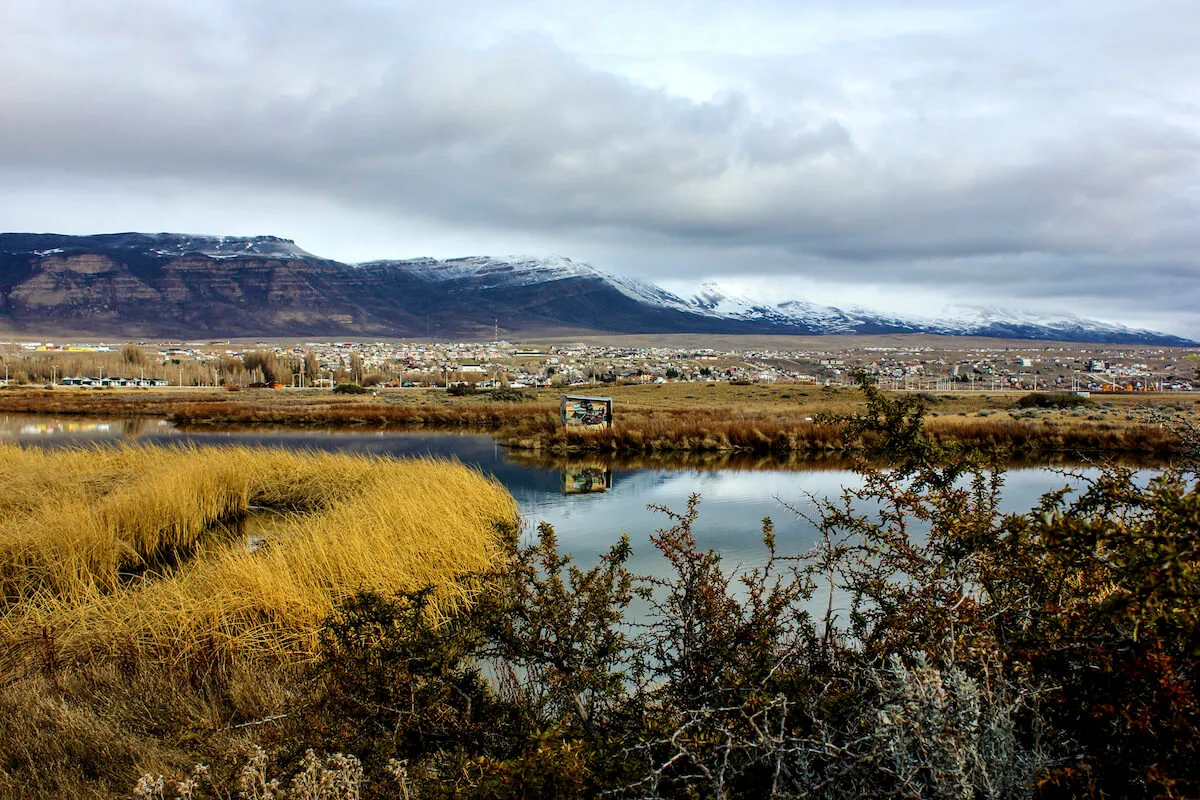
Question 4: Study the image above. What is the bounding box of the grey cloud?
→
[1,0,1199,334]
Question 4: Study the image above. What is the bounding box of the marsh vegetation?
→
[0,381,1191,457]
[0,446,517,798]
[0,384,1197,798]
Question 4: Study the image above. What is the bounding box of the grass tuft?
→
[0,444,519,671]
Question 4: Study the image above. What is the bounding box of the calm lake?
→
[1,414,1126,575]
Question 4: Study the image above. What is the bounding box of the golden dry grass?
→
[0,445,519,671]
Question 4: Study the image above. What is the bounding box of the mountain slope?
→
[0,233,1190,345]
[0,233,410,337]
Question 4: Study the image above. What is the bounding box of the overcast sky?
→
[2,0,1198,335]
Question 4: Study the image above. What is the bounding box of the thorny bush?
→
[161,376,1197,799]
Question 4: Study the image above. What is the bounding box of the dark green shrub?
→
[989,469,1200,798]
[332,382,368,395]
[489,387,530,402]
[302,523,644,798]
[1015,391,1090,409]
[285,376,1198,799]
[447,382,478,396]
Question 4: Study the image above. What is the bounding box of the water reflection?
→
[2,416,166,439]
[0,412,1165,577]
[508,447,1165,474]
[7,413,1163,642]
[560,465,612,494]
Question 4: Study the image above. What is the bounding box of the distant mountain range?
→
[0,232,1191,346]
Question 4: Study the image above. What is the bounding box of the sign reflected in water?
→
[560,465,612,494]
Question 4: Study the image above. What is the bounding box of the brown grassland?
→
[0,445,518,798]
[0,444,518,666]
[1,382,1188,456]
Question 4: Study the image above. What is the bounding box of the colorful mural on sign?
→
[560,395,613,428]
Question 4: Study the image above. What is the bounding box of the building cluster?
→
[58,376,170,388]
[3,338,1197,392]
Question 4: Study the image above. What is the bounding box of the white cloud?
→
[1,0,1198,335]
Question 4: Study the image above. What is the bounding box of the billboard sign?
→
[560,395,613,428]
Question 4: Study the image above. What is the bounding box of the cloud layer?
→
[2,0,1198,335]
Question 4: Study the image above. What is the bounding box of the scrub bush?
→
[112,378,1200,799]
[1015,392,1090,409]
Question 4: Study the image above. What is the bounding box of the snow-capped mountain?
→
[680,282,871,332]
[363,255,599,287]
[371,255,1192,345]
[0,234,1190,344]
[141,234,314,260]
[362,254,698,311]
[917,305,1161,340]
[0,232,314,261]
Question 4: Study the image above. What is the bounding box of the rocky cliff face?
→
[0,234,740,339]
[0,235,401,337]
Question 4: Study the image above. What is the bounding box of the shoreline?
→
[0,385,1186,458]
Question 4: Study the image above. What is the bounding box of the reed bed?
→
[0,445,369,607]
[923,416,1178,455]
[499,409,844,452]
[498,409,1178,456]
[0,386,1185,456]
[0,389,222,417]
[167,399,549,428]
[0,445,519,671]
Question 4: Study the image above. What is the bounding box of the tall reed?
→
[0,445,518,670]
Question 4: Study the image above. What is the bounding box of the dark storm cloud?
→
[1,0,1199,333]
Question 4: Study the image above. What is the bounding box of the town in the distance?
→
[2,336,1195,394]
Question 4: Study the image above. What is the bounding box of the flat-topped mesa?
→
[1,232,313,262]
[140,234,314,260]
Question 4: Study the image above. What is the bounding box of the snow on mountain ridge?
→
[932,305,1133,331]
[366,254,1184,343]
[363,254,599,287]
[669,280,1159,339]
[365,254,704,311]
[142,234,313,260]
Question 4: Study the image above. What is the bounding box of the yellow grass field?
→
[0,444,519,671]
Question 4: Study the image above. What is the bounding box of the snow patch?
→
[147,234,312,260]
[352,255,1189,344]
